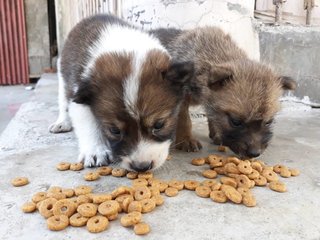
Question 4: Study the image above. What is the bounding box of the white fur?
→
[49,59,72,133]
[69,102,113,167]
[121,139,171,171]
[82,25,167,119]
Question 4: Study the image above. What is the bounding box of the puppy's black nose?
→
[246,149,261,158]
[130,161,153,172]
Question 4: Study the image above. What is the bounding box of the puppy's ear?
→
[164,61,194,90]
[208,63,234,91]
[278,76,297,90]
[73,80,93,105]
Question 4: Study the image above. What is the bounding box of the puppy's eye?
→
[153,121,165,131]
[265,119,273,126]
[109,126,121,136]
[229,117,243,128]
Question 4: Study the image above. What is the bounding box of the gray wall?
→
[259,26,320,104]
[25,0,50,77]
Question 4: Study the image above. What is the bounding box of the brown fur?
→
[153,26,296,157]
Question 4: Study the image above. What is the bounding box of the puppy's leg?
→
[69,102,112,167]
[208,118,222,145]
[175,100,202,152]
[49,63,72,133]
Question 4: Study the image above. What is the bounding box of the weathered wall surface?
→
[25,0,50,77]
[122,0,260,60]
[55,0,259,60]
[259,25,320,104]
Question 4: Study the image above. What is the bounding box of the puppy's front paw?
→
[78,147,112,167]
[49,119,72,133]
[175,138,202,152]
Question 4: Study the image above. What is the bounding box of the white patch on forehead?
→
[123,56,141,119]
[121,139,171,171]
[82,24,167,78]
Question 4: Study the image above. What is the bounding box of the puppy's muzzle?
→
[130,161,154,172]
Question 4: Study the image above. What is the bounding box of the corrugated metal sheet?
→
[0,0,29,85]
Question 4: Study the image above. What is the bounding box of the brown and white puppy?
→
[151,26,296,158]
[49,14,194,171]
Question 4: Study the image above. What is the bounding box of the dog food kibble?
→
[134,222,150,235]
[242,193,257,207]
[269,181,287,192]
[112,168,127,177]
[39,198,57,218]
[211,182,222,191]
[11,177,29,187]
[253,175,267,186]
[210,190,227,203]
[138,172,153,180]
[76,195,92,205]
[53,199,77,217]
[32,192,47,203]
[236,175,251,189]
[141,198,156,213]
[21,201,37,213]
[168,179,184,190]
[127,171,138,179]
[220,177,237,188]
[134,186,151,201]
[251,161,263,172]
[214,167,225,175]
[132,178,148,186]
[280,166,292,178]
[158,181,169,192]
[98,200,119,216]
[56,162,70,171]
[120,211,142,227]
[91,194,112,204]
[222,185,242,204]
[224,162,240,174]
[273,164,284,174]
[47,215,69,231]
[184,180,200,190]
[201,179,217,187]
[238,161,253,175]
[165,187,179,197]
[248,169,260,180]
[70,213,88,227]
[87,215,109,233]
[77,203,98,217]
[226,157,241,165]
[202,169,217,179]
[128,201,142,213]
[217,145,227,152]
[69,162,84,171]
[62,189,75,198]
[208,155,224,167]
[74,185,92,196]
[84,172,100,181]
[191,157,206,166]
[262,169,279,182]
[290,168,300,176]
[195,185,211,198]
[22,150,300,235]
[151,195,164,206]
[122,197,134,212]
[47,191,66,200]
[96,166,113,176]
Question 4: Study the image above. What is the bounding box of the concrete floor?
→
[0,85,35,133]
[0,74,320,240]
